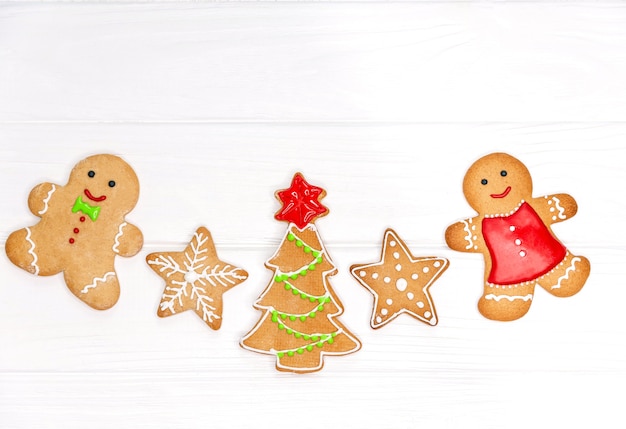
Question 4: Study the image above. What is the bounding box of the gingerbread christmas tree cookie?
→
[351,229,449,329]
[445,152,590,321]
[5,154,143,310]
[146,226,248,330]
[240,172,361,373]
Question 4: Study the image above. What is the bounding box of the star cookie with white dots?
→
[350,229,449,328]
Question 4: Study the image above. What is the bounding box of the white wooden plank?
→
[0,125,623,429]
[1,3,626,122]
[2,2,625,428]
[0,122,621,248]
[1,371,623,429]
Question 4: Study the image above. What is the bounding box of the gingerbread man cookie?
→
[5,154,143,310]
[445,152,590,321]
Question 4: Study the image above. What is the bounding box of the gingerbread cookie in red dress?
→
[5,154,143,310]
[445,152,590,321]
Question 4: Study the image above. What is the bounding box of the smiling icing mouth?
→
[84,188,107,202]
[490,186,511,199]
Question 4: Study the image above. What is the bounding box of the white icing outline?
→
[551,256,581,290]
[25,227,40,275]
[112,222,127,253]
[274,232,325,279]
[240,223,361,372]
[37,185,56,215]
[485,293,533,302]
[350,228,448,329]
[81,272,115,294]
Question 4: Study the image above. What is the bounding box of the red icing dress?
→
[482,202,566,285]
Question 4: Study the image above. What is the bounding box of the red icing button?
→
[74,228,80,233]
[69,238,75,244]
[80,216,86,222]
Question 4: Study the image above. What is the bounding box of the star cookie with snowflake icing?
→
[350,228,449,329]
[274,172,329,229]
[146,226,248,330]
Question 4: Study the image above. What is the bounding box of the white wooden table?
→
[1,2,625,428]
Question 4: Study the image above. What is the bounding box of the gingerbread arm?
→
[112,222,144,257]
[445,216,482,253]
[532,193,578,225]
[27,182,59,218]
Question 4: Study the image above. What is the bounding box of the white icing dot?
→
[381,308,388,316]
[471,225,476,230]
[519,250,527,257]
[412,273,418,280]
[424,311,431,318]
[386,298,393,305]
[372,273,379,279]
[407,292,414,300]
[384,277,391,283]
[390,240,396,247]
[359,270,366,277]
[474,245,478,250]
[396,278,408,292]
[422,267,429,273]
[376,316,382,323]
[515,239,522,245]
[433,261,441,268]
[393,252,400,259]
[473,235,477,240]
[509,226,516,231]
[395,263,402,271]
[550,207,555,212]
[548,199,553,205]
[552,216,557,221]
[417,301,424,308]
[185,270,200,284]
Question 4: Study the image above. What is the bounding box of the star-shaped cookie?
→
[146,226,248,330]
[274,172,328,229]
[350,228,449,329]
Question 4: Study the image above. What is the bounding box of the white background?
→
[1,2,625,428]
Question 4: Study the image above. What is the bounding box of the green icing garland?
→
[269,313,339,358]
[270,229,339,358]
[273,232,323,282]
[283,280,330,303]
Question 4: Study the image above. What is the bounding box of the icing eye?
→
[108,180,116,188]
[500,170,507,177]
[88,170,95,178]
[481,179,488,185]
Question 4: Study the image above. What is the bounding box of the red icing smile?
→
[84,189,107,202]
[490,186,511,199]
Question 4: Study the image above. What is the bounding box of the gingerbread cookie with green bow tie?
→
[5,154,143,310]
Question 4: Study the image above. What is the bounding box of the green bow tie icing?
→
[72,196,101,221]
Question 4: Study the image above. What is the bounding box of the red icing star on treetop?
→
[274,172,329,229]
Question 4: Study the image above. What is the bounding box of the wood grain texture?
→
[1,2,625,429]
[2,2,626,122]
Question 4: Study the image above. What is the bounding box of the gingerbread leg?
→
[477,282,536,321]
[63,267,121,310]
[537,252,590,298]
[5,227,63,276]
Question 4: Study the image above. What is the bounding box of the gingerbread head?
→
[446,152,590,321]
[5,154,144,310]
